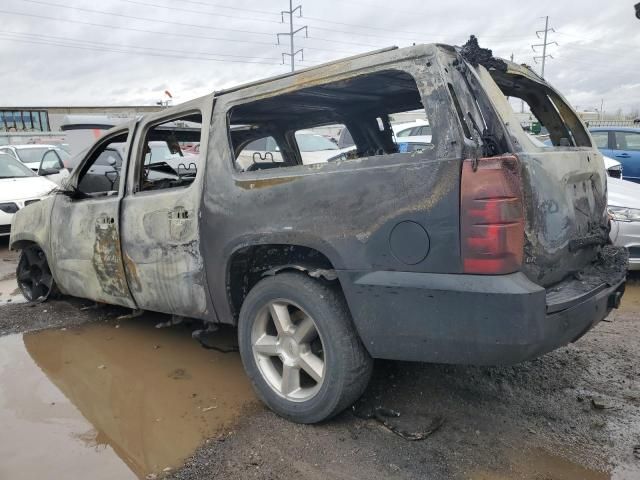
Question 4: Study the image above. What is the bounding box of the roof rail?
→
[215,46,399,96]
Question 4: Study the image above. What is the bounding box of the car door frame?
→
[119,96,216,320]
[48,123,138,307]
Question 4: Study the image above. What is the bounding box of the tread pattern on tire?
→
[238,271,373,423]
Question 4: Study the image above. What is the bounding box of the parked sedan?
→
[590,127,640,183]
[609,176,640,270]
[393,119,432,143]
[0,153,57,237]
[0,144,71,172]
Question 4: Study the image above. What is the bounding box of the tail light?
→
[461,155,525,274]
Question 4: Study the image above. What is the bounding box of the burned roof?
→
[459,35,508,72]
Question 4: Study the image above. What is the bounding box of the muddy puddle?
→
[0,272,24,305]
[472,447,611,480]
[0,319,257,479]
[618,276,640,313]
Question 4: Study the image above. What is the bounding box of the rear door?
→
[612,130,640,182]
[119,100,213,319]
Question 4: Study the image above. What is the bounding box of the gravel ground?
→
[1,237,638,479]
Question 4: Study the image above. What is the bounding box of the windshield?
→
[0,153,36,178]
[15,147,51,164]
[295,133,338,152]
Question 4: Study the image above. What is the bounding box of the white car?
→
[392,119,432,144]
[236,130,352,170]
[608,176,640,270]
[0,144,71,171]
[603,155,623,179]
[0,153,58,237]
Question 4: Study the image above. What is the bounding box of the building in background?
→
[0,105,160,133]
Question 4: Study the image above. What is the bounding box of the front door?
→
[49,126,136,307]
[613,130,640,182]
[119,101,212,319]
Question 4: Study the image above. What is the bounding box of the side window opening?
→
[137,112,203,192]
[76,132,128,197]
[234,133,286,171]
[228,69,432,172]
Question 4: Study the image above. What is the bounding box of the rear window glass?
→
[16,148,49,164]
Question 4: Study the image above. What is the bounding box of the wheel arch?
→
[225,243,343,322]
[10,238,38,251]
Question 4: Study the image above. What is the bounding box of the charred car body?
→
[10,39,627,423]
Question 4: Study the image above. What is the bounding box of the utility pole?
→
[531,16,558,78]
[277,1,308,72]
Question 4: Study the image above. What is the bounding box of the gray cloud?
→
[0,0,638,115]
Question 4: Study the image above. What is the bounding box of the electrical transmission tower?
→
[531,16,557,78]
[277,1,308,72]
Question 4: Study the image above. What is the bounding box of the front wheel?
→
[16,245,58,302]
[238,272,373,423]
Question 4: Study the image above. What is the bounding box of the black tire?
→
[238,272,373,424]
[16,245,59,302]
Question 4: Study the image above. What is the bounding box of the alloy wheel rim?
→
[251,299,325,402]
[17,247,53,301]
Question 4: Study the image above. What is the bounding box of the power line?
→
[531,16,557,78]
[116,0,282,26]
[277,1,307,72]
[0,9,363,56]
[174,0,280,17]
[0,29,280,61]
[21,0,277,38]
[0,33,282,65]
[21,0,381,50]
[0,9,275,45]
[122,0,412,45]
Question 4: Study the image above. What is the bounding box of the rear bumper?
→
[340,262,626,365]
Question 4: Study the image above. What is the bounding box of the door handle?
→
[615,153,631,158]
[168,207,189,221]
[96,216,115,230]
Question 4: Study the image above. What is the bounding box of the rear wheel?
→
[16,245,58,302]
[238,272,372,423]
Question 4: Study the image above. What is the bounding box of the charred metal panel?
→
[119,98,215,320]
[201,54,466,325]
[473,66,609,287]
[49,194,135,306]
[9,195,55,258]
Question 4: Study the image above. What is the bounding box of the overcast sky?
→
[0,0,638,115]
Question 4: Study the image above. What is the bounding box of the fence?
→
[584,120,640,128]
[0,131,66,147]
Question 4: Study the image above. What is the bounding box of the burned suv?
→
[10,39,627,423]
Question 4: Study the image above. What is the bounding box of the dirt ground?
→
[0,236,638,479]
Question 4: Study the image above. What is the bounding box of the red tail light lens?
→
[461,155,524,274]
